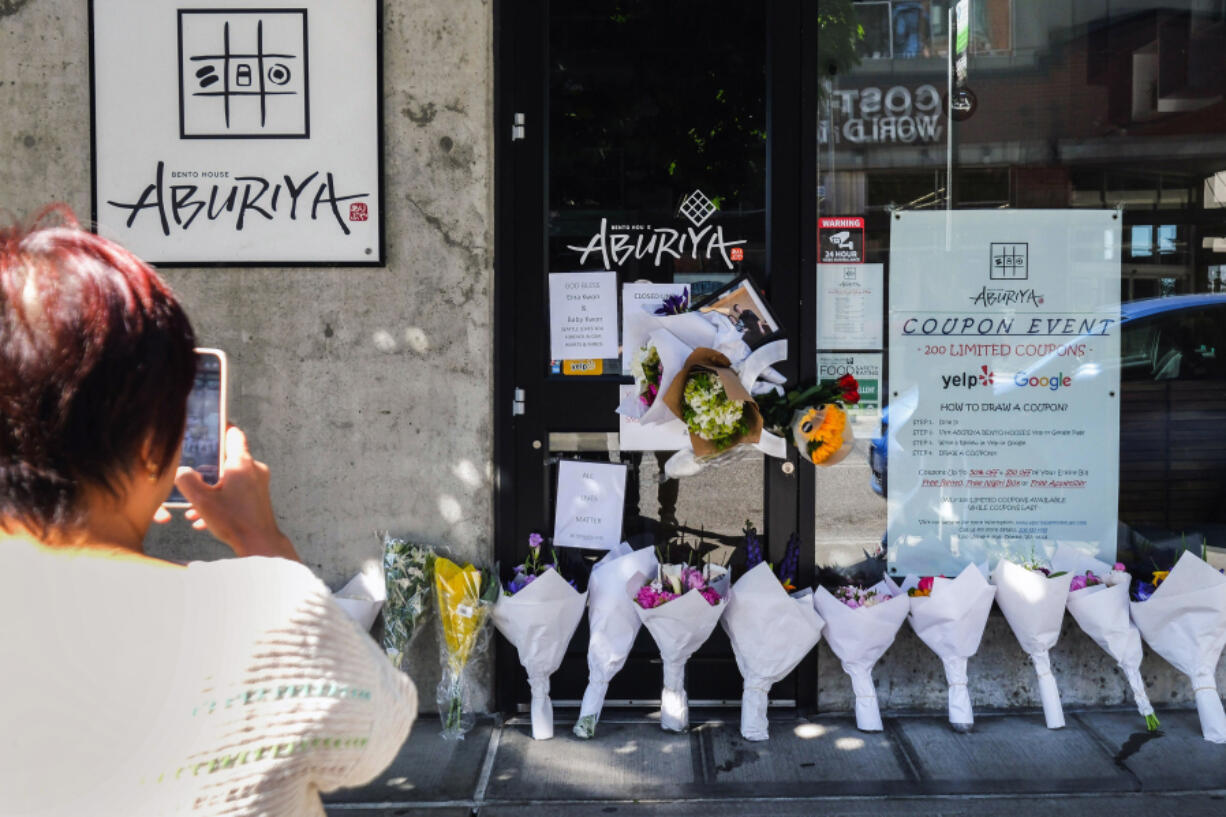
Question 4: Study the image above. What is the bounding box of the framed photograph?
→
[694,275,781,349]
[89,0,383,266]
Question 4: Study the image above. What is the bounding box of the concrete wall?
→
[1,0,495,711]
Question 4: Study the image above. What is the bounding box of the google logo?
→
[1013,370,1072,391]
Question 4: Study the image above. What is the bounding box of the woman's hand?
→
[173,425,301,562]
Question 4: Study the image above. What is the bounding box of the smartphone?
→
[165,348,228,508]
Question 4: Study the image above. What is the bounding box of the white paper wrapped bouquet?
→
[491,533,588,741]
[721,525,824,741]
[630,548,730,733]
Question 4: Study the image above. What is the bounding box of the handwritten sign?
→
[553,460,627,550]
[549,271,619,360]
[91,0,381,264]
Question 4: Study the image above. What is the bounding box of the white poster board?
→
[617,385,689,451]
[887,210,1121,576]
[553,460,627,550]
[549,272,619,360]
[91,0,381,264]
[818,263,884,349]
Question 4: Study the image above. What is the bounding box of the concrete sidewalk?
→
[323,708,1226,816]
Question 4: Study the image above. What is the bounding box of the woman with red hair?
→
[0,208,416,816]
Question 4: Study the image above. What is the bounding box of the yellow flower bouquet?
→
[434,556,499,739]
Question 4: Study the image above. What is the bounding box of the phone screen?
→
[167,351,224,505]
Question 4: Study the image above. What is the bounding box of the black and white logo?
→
[990,242,1028,280]
[178,10,310,139]
[678,189,717,227]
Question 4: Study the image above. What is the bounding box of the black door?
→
[494,0,817,712]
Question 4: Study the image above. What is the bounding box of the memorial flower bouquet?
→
[1049,545,1157,730]
[631,546,730,732]
[492,533,587,740]
[720,525,823,740]
[434,556,499,739]
[814,578,910,732]
[898,564,996,731]
[991,555,1072,729]
[619,328,698,425]
[757,374,860,467]
[382,535,436,672]
[659,348,764,457]
[575,542,659,739]
[1129,550,1226,742]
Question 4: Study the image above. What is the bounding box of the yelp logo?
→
[940,365,995,390]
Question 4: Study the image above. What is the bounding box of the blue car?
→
[870,294,1226,545]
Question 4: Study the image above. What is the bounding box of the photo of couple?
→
[698,278,779,348]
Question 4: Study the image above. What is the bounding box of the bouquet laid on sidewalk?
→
[575,542,659,739]
[492,534,588,741]
[814,579,909,732]
[757,374,861,467]
[434,556,499,739]
[720,526,823,740]
[898,563,996,731]
[382,535,436,671]
[992,557,1073,729]
[1129,550,1226,743]
[631,550,730,732]
[1050,544,1157,731]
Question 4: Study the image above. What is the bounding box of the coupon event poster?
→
[886,210,1121,577]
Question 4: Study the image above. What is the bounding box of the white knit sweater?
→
[1,547,417,816]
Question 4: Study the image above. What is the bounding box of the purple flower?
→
[1113,562,1126,571]
[508,572,537,594]
[1134,582,1156,602]
[744,523,763,570]
[698,586,722,606]
[653,288,690,316]
[683,567,706,591]
[528,533,544,550]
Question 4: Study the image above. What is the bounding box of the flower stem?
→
[1145,712,1160,731]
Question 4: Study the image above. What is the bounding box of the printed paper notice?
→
[621,282,690,374]
[550,271,619,360]
[886,210,1121,577]
[818,263,883,349]
[553,460,627,550]
[818,353,882,437]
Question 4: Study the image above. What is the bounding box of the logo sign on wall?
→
[90,0,382,265]
[819,217,865,264]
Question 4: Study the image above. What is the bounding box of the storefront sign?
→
[549,271,619,360]
[819,217,865,264]
[821,85,943,146]
[91,0,382,264]
[566,190,747,271]
[553,460,627,550]
[817,263,883,349]
[887,211,1121,576]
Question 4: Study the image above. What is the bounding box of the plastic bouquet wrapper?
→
[575,542,659,739]
[632,562,730,732]
[897,563,996,730]
[492,567,587,740]
[381,535,436,670]
[721,561,823,740]
[758,373,861,468]
[621,305,757,376]
[434,556,499,739]
[619,328,700,427]
[991,558,1073,729]
[1129,550,1226,743]
[1050,544,1157,730]
[814,581,909,732]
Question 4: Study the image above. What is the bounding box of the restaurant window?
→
[852,0,1012,61]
